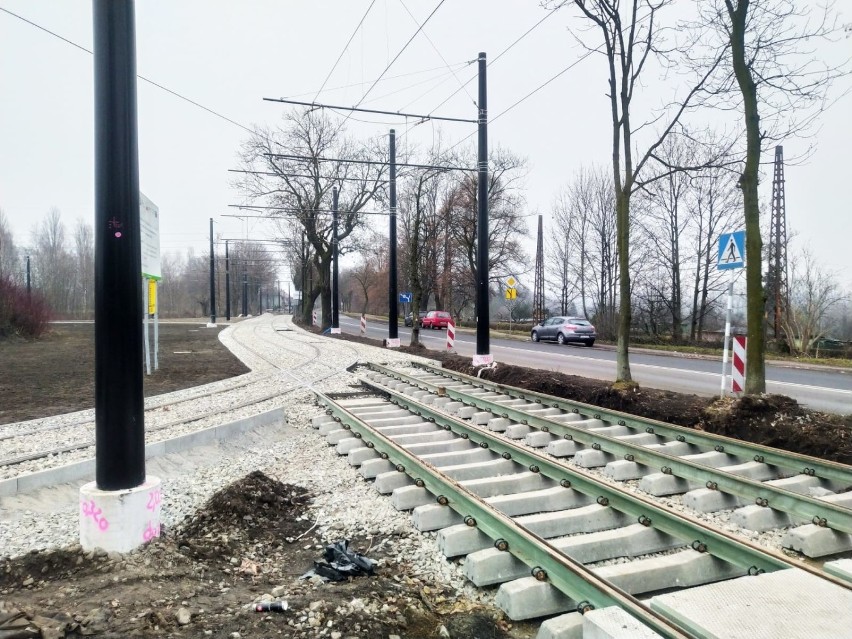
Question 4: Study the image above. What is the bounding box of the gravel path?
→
[0,315,489,602]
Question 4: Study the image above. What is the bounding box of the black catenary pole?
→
[242,272,248,316]
[92,0,145,490]
[475,51,490,363]
[277,279,281,312]
[26,255,31,295]
[209,218,215,324]
[331,186,340,331]
[388,129,399,343]
[225,240,231,321]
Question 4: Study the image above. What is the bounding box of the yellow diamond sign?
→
[506,276,516,287]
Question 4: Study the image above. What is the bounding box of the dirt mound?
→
[698,395,852,462]
[431,352,852,465]
[177,470,313,562]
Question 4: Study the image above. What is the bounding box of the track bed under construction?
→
[310,362,852,639]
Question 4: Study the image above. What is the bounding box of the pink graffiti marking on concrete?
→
[80,499,109,531]
[143,521,161,542]
[146,488,162,512]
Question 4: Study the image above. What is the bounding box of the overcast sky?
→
[1,1,850,287]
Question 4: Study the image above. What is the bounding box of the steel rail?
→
[314,389,697,639]
[357,377,806,573]
[369,363,852,535]
[411,362,852,486]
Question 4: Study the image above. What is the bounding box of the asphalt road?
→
[338,316,852,415]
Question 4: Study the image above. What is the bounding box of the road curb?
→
[0,407,287,498]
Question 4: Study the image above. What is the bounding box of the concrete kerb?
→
[0,407,287,498]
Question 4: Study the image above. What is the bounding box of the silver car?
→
[530,316,596,346]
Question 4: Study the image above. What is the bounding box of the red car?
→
[421,310,453,330]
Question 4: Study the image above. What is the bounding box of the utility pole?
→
[331,186,340,333]
[474,52,491,366]
[91,0,146,494]
[277,279,281,312]
[208,218,216,325]
[225,240,231,321]
[26,255,31,295]
[242,272,248,316]
[288,281,291,313]
[388,128,399,347]
[768,145,789,339]
[533,215,544,324]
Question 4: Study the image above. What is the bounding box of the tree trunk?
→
[615,185,632,382]
[728,0,766,393]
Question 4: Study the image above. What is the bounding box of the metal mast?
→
[533,214,544,324]
[767,145,789,338]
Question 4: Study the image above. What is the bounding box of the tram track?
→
[366,361,852,560]
[0,315,361,482]
[311,370,852,637]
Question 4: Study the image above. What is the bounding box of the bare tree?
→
[691,0,849,392]
[548,187,578,315]
[782,247,847,356]
[566,0,721,383]
[235,110,387,327]
[73,219,94,318]
[446,146,529,303]
[0,209,19,283]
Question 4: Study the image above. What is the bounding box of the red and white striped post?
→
[360,314,367,336]
[732,336,746,394]
[446,319,455,351]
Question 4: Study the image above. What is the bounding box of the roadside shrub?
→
[0,276,51,339]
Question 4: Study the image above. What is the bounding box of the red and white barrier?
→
[312,310,317,326]
[360,314,367,336]
[446,319,455,351]
[732,335,746,394]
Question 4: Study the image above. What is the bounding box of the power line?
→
[264,152,474,172]
[444,47,598,155]
[398,0,475,106]
[229,169,388,182]
[426,4,564,117]
[0,6,256,136]
[262,97,476,124]
[353,0,445,108]
[311,0,377,102]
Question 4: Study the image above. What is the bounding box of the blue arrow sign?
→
[718,231,746,270]
[399,292,412,303]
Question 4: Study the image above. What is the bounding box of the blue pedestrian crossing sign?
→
[399,292,412,303]
[718,231,746,270]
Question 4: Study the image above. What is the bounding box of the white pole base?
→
[472,353,494,366]
[206,322,218,328]
[386,338,400,348]
[79,475,162,553]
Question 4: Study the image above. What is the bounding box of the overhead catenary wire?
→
[311,0,377,103]
[443,47,599,155]
[0,5,257,136]
[398,0,475,107]
[329,0,446,137]
[264,152,474,172]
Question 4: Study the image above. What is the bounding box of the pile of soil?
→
[430,351,852,465]
[1,472,525,638]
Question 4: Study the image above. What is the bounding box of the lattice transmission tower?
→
[767,145,789,338]
[533,215,545,324]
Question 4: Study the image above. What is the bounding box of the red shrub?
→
[0,276,52,339]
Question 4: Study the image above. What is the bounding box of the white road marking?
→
[343,319,851,396]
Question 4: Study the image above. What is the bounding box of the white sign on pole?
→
[140,192,161,280]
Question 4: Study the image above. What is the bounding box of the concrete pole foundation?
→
[79,475,162,553]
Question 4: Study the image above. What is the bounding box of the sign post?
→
[718,231,745,396]
[140,193,161,374]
